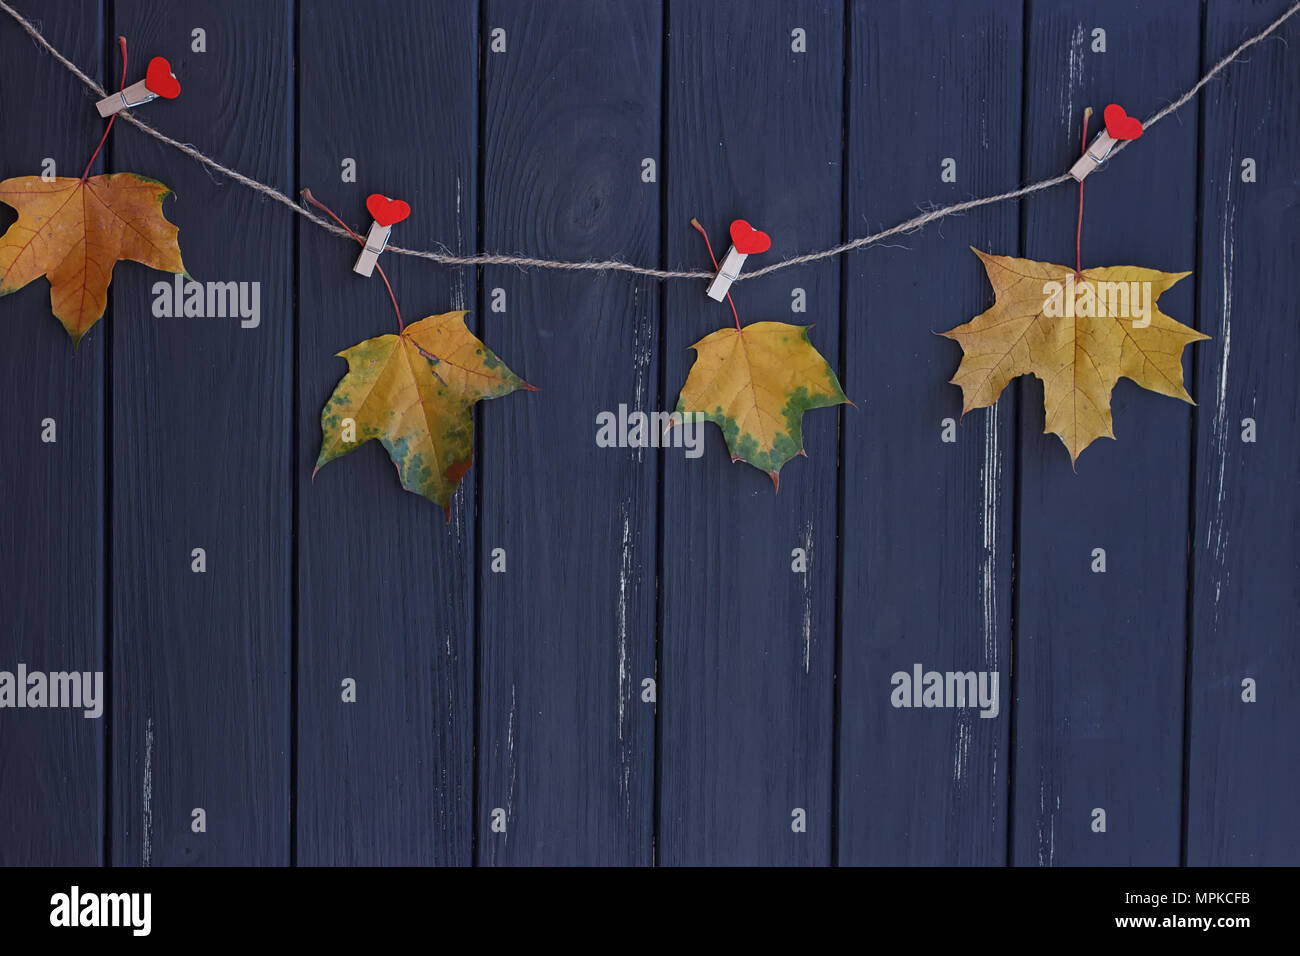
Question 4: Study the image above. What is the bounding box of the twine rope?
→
[2,0,1297,283]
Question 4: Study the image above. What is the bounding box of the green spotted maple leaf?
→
[315,310,533,515]
[676,321,848,489]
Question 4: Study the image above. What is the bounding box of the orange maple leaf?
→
[0,174,186,347]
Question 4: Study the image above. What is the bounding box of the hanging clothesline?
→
[3,0,1297,283]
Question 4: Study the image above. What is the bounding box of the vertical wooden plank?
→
[660,0,841,865]
[1187,0,1300,865]
[109,0,292,864]
[837,0,1020,865]
[0,0,103,866]
[1013,0,1199,865]
[477,0,659,865]
[297,0,477,865]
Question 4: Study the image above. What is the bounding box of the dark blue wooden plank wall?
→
[478,0,659,865]
[660,0,843,865]
[1187,0,1300,866]
[108,0,294,865]
[1014,0,1199,866]
[838,0,1020,866]
[297,0,478,865]
[0,0,1295,867]
[0,0,103,866]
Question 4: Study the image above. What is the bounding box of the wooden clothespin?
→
[1070,103,1143,182]
[95,56,180,118]
[354,193,411,277]
[706,219,771,301]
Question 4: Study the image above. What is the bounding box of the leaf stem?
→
[81,36,127,183]
[301,188,403,331]
[1075,106,1091,279]
[691,217,741,331]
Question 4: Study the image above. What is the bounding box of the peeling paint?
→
[953,712,971,783]
[1207,174,1237,620]
[503,683,517,847]
[452,175,467,312]
[1062,24,1087,135]
[616,503,633,798]
[981,404,1000,672]
[978,406,1002,801]
[142,716,153,867]
[801,518,814,674]
[630,290,652,464]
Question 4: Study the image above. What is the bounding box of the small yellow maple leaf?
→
[316,311,533,515]
[942,249,1208,463]
[676,321,848,488]
[0,174,186,346]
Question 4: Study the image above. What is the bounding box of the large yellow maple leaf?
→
[942,249,1208,462]
[0,174,186,346]
[676,321,848,488]
[316,311,533,515]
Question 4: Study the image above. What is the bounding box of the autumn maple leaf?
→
[942,249,1208,463]
[676,321,848,488]
[0,174,186,346]
[316,310,533,515]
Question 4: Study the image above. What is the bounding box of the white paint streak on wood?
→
[452,175,467,312]
[801,519,814,674]
[630,288,651,463]
[1051,797,1058,865]
[446,477,465,657]
[142,716,153,867]
[497,683,517,847]
[1207,176,1237,617]
[953,713,971,783]
[1062,24,1087,136]
[981,405,1000,670]
[616,503,633,799]
[447,488,466,658]
[1036,781,1060,867]
[506,682,515,759]
[1034,780,1055,868]
[1037,780,1046,866]
[979,405,1001,790]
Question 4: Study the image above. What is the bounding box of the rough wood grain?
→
[108,0,293,865]
[1186,0,1300,865]
[0,0,1295,869]
[476,0,659,865]
[0,0,104,866]
[838,0,1020,866]
[1012,0,1199,866]
[659,0,842,865]
[296,0,478,865]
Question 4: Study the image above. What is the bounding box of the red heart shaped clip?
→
[366,193,411,227]
[144,57,181,99]
[729,219,772,255]
[1103,103,1142,140]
